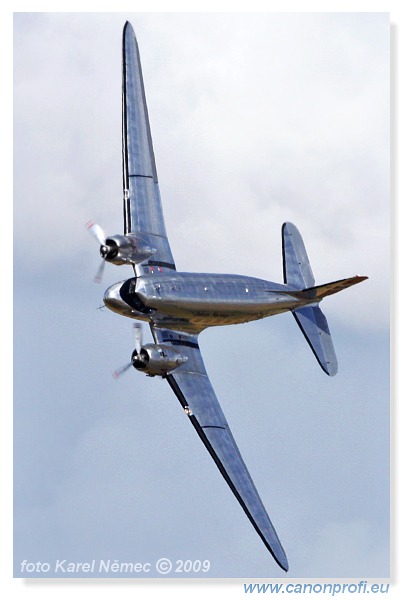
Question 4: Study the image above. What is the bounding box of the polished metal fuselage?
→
[104,271,310,332]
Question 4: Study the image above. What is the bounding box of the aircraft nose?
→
[103,281,127,312]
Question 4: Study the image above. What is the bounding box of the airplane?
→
[87,21,367,572]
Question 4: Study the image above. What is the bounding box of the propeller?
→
[112,362,133,380]
[86,220,106,245]
[112,323,145,379]
[134,322,142,354]
[132,323,149,369]
[92,259,105,284]
[86,220,111,284]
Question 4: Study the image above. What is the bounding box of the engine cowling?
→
[101,234,155,265]
[132,344,188,376]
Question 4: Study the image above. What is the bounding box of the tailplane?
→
[284,276,368,302]
[292,304,337,376]
[281,222,367,376]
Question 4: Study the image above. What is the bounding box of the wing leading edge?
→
[151,326,289,571]
[122,22,175,270]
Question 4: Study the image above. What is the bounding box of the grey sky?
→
[14,12,389,579]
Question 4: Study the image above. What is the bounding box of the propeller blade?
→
[93,259,106,284]
[86,220,106,245]
[113,324,143,379]
[112,362,132,380]
[134,323,142,354]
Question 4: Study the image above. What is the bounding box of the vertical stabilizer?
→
[282,222,315,289]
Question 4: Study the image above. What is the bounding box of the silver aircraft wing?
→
[151,325,289,572]
[122,22,176,271]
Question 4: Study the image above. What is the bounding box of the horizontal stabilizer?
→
[283,275,368,301]
[293,304,338,376]
[304,276,368,300]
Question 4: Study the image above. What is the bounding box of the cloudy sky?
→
[13,12,389,580]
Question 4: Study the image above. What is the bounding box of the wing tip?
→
[266,540,289,572]
[123,21,136,38]
[280,559,289,572]
[322,360,338,377]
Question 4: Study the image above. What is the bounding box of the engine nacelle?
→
[101,234,155,265]
[132,344,188,376]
